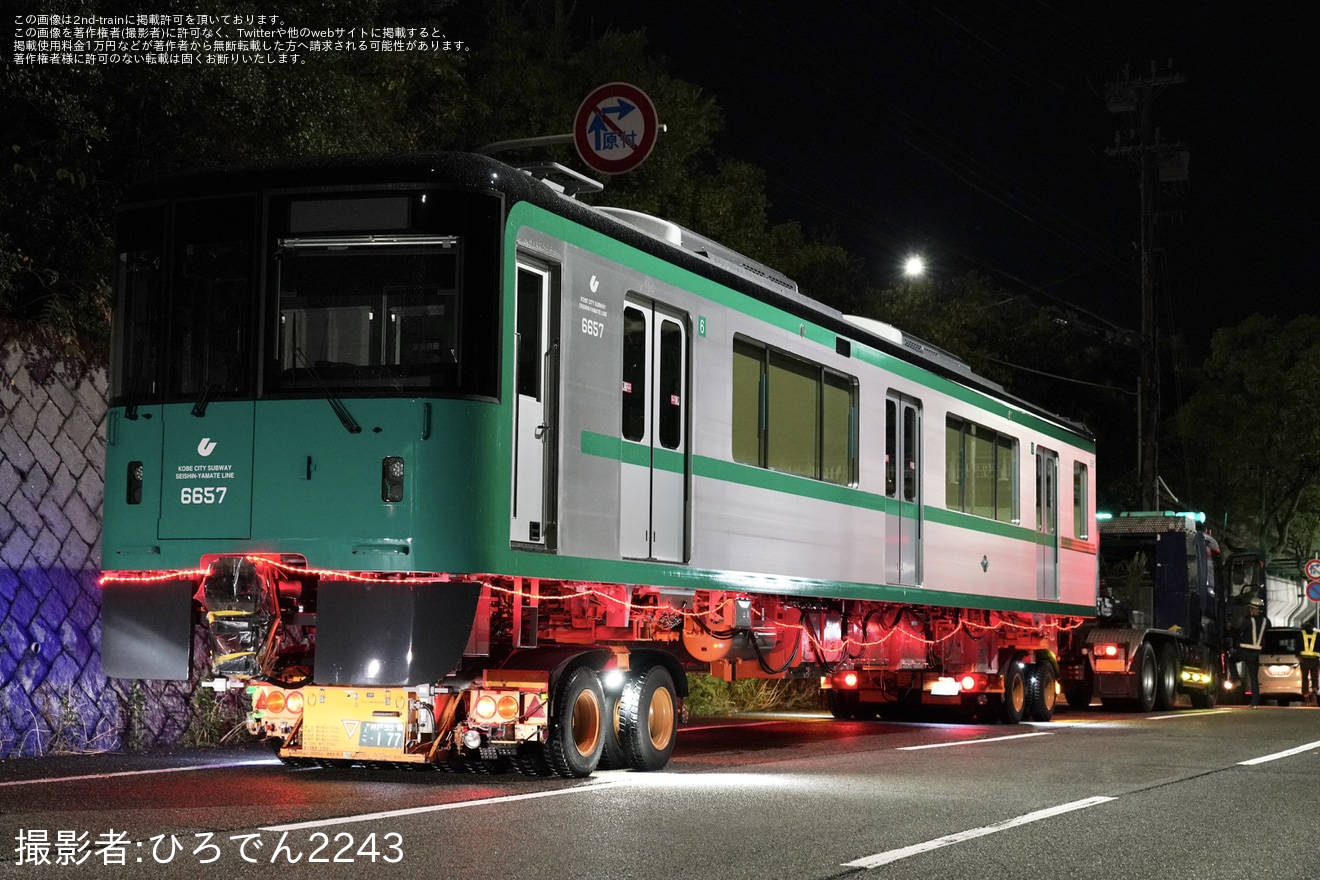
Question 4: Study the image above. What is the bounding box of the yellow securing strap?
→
[212,651,256,665]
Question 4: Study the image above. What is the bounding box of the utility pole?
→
[1105,61,1188,512]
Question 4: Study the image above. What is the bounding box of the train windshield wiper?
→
[191,381,213,417]
[294,348,362,434]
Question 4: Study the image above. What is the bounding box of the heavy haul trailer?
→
[1058,512,1227,711]
[100,152,1098,776]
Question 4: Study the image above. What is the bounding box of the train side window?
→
[657,318,684,450]
[767,351,819,479]
[730,335,856,484]
[1073,462,1089,539]
[945,415,1018,523]
[732,339,763,465]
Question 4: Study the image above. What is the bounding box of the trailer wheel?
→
[597,687,629,770]
[619,665,678,771]
[827,689,858,720]
[545,666,605,778]
[1155,643,1180,710]
[999,659,1028,724]
[1133,642,1158,712]
[1028,662,1058,722]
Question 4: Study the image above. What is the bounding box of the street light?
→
[903,255,926,278]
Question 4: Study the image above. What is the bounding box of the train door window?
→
[885,398,898,496]
[516,272,542,400]
[658,317,684,450]
[1073,462,1089,539]
[621,306,648,442]
[902,404,919,503]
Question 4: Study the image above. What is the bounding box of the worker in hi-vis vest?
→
[1235,598,1270,708]
[1300,623,1319,701]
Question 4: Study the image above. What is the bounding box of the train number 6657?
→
[181,486,228,505]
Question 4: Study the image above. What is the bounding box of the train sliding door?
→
[885,392,923,585]
[619,298,689,562]
[510,260,559,547]
[1036,447,1059,600]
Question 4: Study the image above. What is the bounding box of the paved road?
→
[3,703,1319,879]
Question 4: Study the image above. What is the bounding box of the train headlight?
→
[382,456,405,502]
[127,461,144,505]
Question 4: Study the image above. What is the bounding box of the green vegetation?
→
[683,674,821,717]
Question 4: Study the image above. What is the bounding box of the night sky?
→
[560,1,1318,353]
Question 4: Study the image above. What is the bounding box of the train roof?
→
[121,151,1091,441]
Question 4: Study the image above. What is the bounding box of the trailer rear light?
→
[285,691,305,713]
[960,674,989,692]
[1099,644,1119,657]
[496,694,520,721]
[841,671,859,689]
[473,694,498,722]
[253,688,268,710]
[266,691,286,713]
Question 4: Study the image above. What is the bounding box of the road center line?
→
[896,731,1053,750]
[841,796,1116,869]
[260,782,625,832]
[1238,739,1320,765]
[0,758,282,788]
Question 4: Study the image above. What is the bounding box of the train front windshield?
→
[111,186,502,407]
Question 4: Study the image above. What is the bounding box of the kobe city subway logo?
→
[197,437,218,457]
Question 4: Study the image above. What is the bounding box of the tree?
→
[1174,314,1320,562]
[3,0,859,365]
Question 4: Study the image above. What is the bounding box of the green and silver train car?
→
[102,152,1097,775]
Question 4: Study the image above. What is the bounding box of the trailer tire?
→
[545,666,605,778]
[1134,642,1158,712]
[999,658,1028,724]
[619,665,678,772]
[597,688,629,770]
[1155,643,1180,710]
[1028,661,1058,722]
[827,689,858,720]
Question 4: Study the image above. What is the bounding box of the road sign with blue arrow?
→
[574,82,659,174]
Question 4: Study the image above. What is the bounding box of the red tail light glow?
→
[473,694,498,722]
[842,671,859,688]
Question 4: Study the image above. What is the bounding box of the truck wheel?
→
[1134,642,1158,712]
[620,665,678,771]
[1155,643,1180,710]
[1028,662,1058,721]
[999,659,1028,724]
[1189,665,1219,709]
[1064,665,1093,709]
[545,666,605,778]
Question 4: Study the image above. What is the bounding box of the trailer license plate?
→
[359,721,403,749]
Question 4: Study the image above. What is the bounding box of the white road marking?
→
[260,781,624,832]
[0,758,281,788]
[841,796,1116,869]
[896,731,1052,750]
[1238,739,1320,766]
[1148,709,1233,720]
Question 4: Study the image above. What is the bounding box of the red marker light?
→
[842,672,859,688]
[961,675,977,691]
